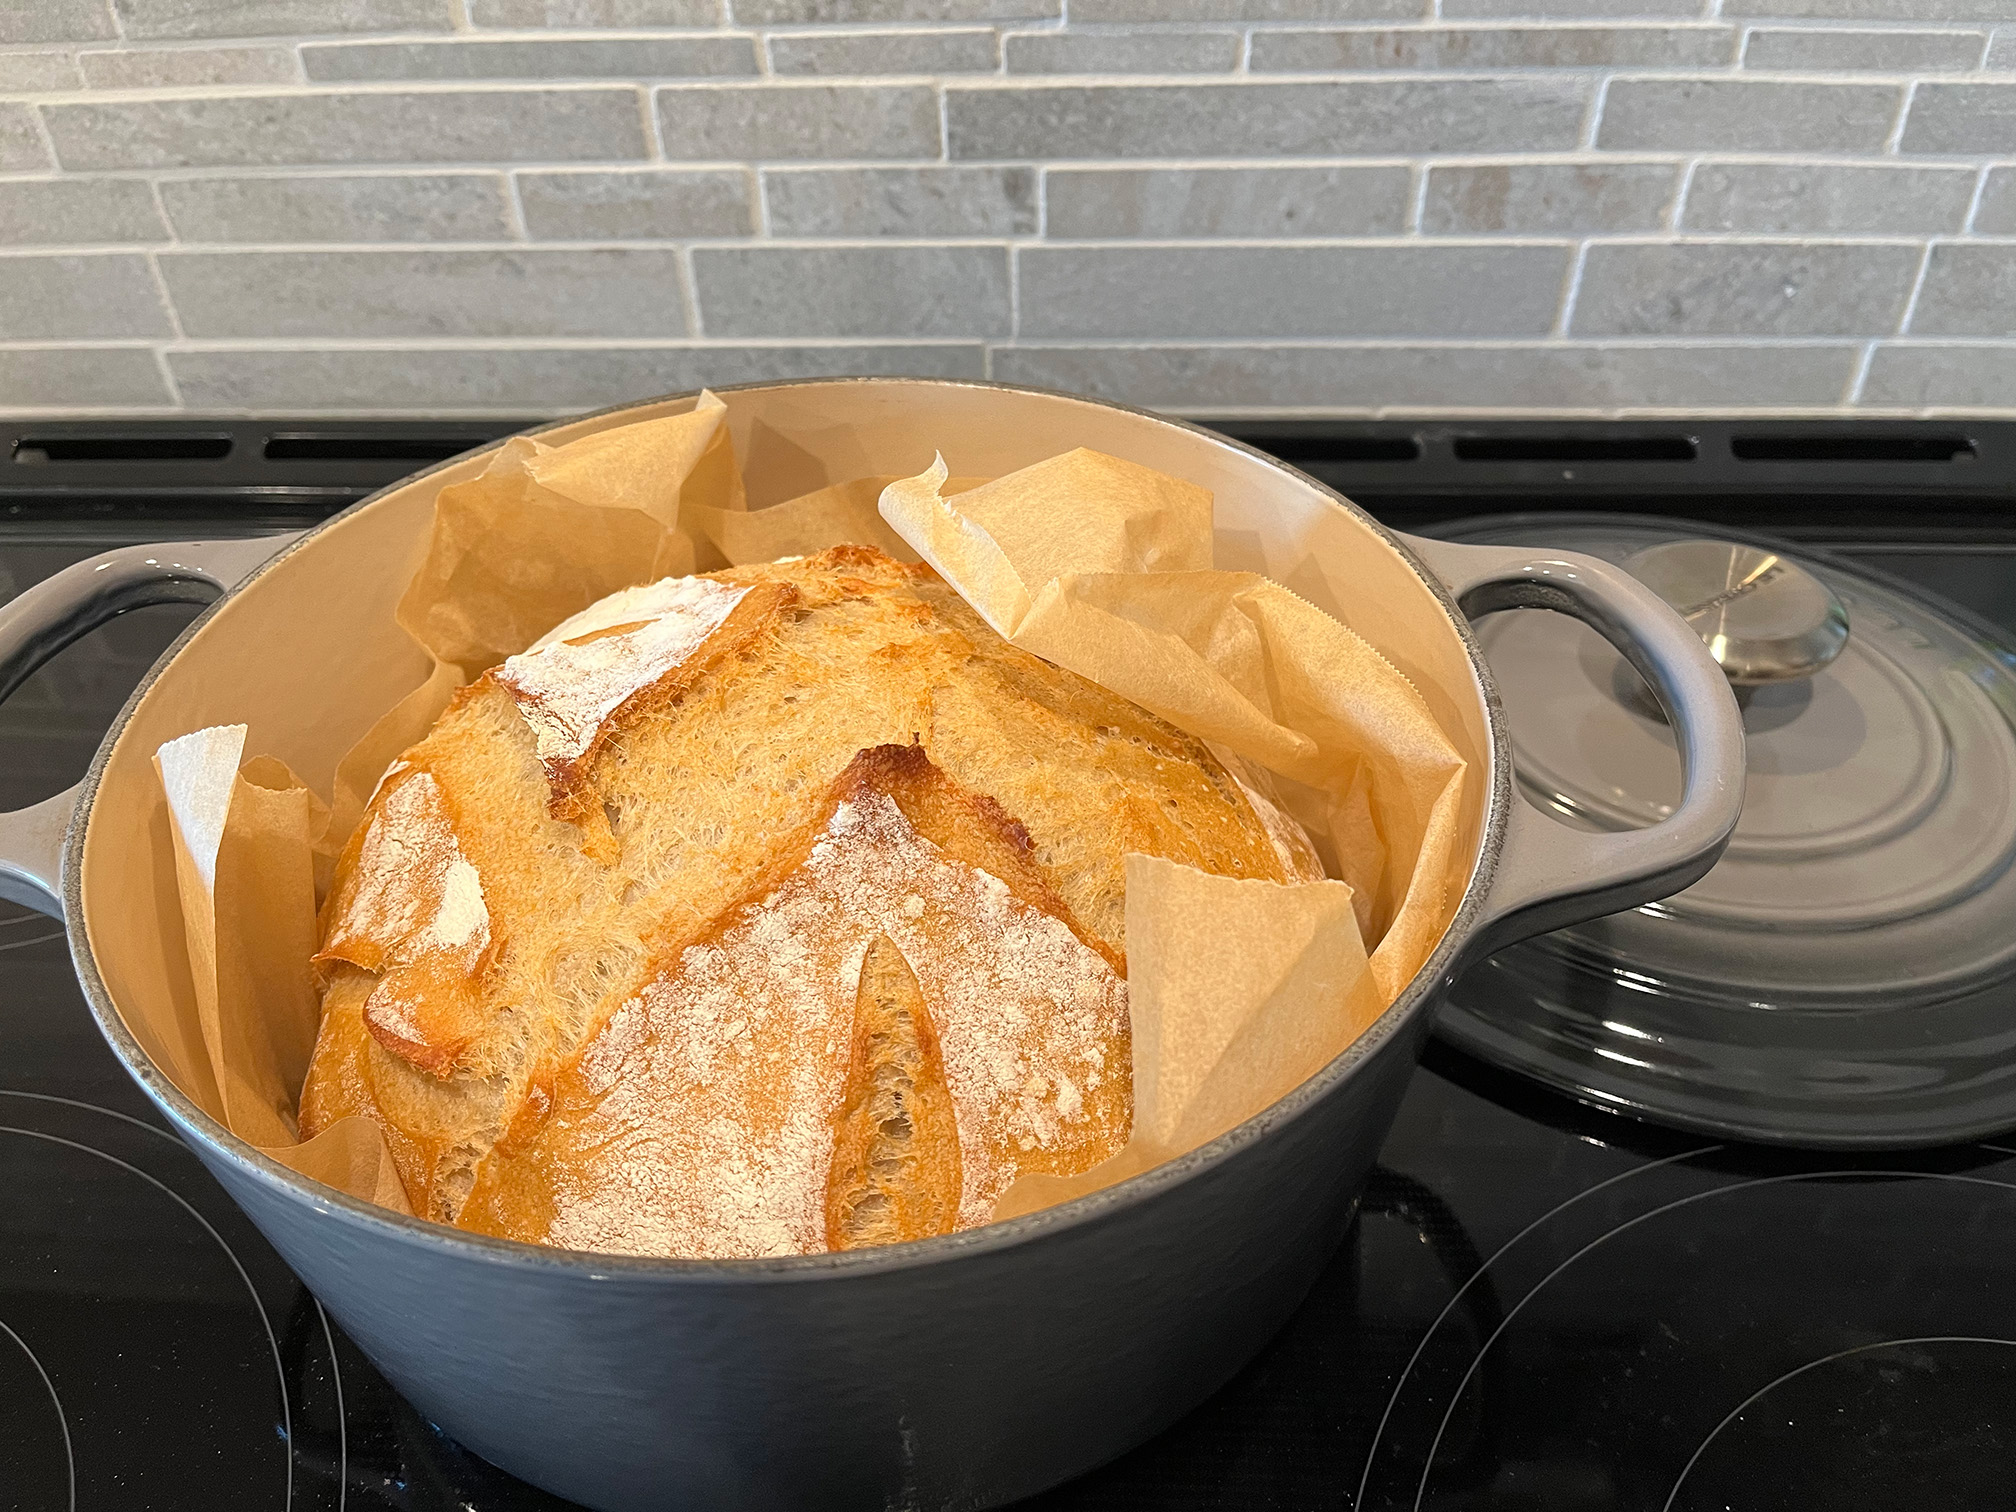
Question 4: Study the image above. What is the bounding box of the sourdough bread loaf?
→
[300,545,1322,1258]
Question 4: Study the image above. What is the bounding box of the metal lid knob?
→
[1623,539,1850,686]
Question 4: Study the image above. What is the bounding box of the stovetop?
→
[4,418,2015,1512]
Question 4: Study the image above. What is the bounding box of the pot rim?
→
[60,375,1512,1282]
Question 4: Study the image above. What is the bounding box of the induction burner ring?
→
[1661,1335,2016,1512]
[1353,1140,1721,1511]
[0,1112,297,1509]
[1412,1166,2016,1512]
[0,1314,75,1512]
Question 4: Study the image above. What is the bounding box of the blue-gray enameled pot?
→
[0,379,1744,1511]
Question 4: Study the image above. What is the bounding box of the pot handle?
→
[1400,534,1747,961]
[0,533,303,919]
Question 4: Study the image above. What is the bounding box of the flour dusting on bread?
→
[316,767,494,1073]
[496,576,748,766]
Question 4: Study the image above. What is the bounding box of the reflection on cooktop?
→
[0,1083,347,1511]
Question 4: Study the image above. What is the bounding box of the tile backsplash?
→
[2,0,2014,416]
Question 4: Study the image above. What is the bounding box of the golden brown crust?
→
[303,545,1309,1248]
[825,934,961,1250]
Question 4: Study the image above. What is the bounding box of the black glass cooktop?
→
[4,419,2015,1511]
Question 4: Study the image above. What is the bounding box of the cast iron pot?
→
[0,380,1744,1511]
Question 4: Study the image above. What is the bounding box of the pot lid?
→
[1433,513,2016,1148]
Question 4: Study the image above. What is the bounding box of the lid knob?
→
[1623,539,1849,686]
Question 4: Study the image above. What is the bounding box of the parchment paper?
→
[156,724,411,1212]
[151,404,1466,1237]
[875,449,1465,1214]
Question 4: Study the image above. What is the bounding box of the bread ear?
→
[825,933,961,1250]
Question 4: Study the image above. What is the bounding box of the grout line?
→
[1407,163,1431,233]
[1553,239,1590,337]
[144,175,176,242]
[0,232,1989,255]
[22,100,60,173]
[1962,161,1993,233]
[1580,73,1608,152]
[1007,241,1020,340]
[937,83,950,163]
[142,248,185,342]
[1845,338,1878,403]
[151,345,184,406]
[750,165,770,237]
[678,244,706,338]
[0,335,1945,352]
[1892,237,1938,340]
[1883,79,1915,155]
[502,170,531,240]
[1668,157,1698,232]
[641,83,666,160]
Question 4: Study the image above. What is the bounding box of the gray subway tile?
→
[159,174,513,243]
[303,37,756,82]
[1861,345,2016,408]
[657,84,939,160]
[1253,24,1734,69]
[948,79,1586,158]
[1004,30,1241,73]
[468,0,722,20]
[1599,79,1901,153]
[1908,247,2016,337]
[0,52,85,91]
[1019,245,1568,339]
[43,89,648,171]
[1443,0,1698,16]
[159,249,690,338]
[0,105,50,174]
[1045,165,1411,237]
[1071,0,1419,19]
[1988,32,2016,68]
[0,180,167,244]
[168,343,984,411]
[990,343,1857,411]
[518,168,754,238]
[769,29,997,76]
[1573,242,1919,337]
[113,0,453,38]
[1683,163,1974,234]
[1422,163,1676,233]
[0,254,173,339]
[764,166,1034,236]
[78,45,300,88]
[1744,26,1985,70]
[0,1,113,43]
[733,0,1054,20]
[1901,85,2016,155]
[695,246,1010,336]
[1969,168,2016,233]
[1725,0,2013,20]
[0,347,172,409]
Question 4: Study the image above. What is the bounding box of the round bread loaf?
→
[301,545,1322,1259]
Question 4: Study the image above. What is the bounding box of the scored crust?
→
[300,545,1321,1253]
[456,744,1129,1257]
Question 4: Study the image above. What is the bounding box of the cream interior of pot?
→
[76,381,1496,1132]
